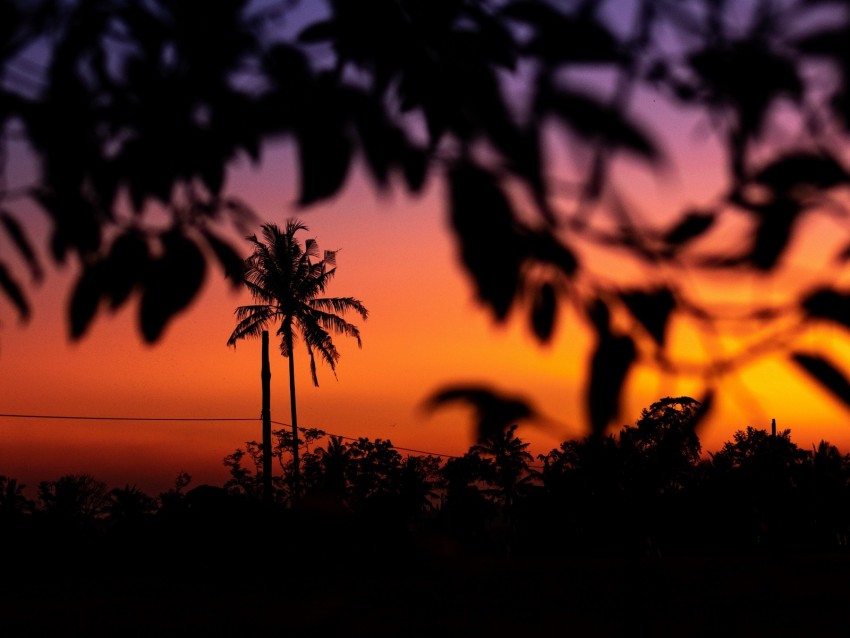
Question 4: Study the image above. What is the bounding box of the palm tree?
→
[227,220,368,496]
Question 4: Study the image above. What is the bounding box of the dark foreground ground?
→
[4,550,850,637]
[3,504,850,637]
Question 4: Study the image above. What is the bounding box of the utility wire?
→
[0,412,463,459]
[0,413,256,422]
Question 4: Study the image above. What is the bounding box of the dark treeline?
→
[4,397,850,561]
[7,397,850,636]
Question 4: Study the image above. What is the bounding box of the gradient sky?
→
[4,42,850,496]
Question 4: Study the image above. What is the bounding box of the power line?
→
[0,412,462,459]
[0,413,257,422]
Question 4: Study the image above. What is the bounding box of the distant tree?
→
[223,447,260,499]
[710,426,809,549]
[803,440,850,548]
[711,426,806,472]
[470,423,536,510]
[439,451,498,554]
[345,437,404,511]
[37,473,109,526]
[157,470,192,518]
[274,426,327,502]
[305,434,351,504]
[0,475,33,519]
[537,434,630,553]
[106,484,158,527]
[394,455,443,526]
[227,220,367,494]
[619,396,703,494]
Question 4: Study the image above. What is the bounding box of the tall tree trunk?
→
[287,333,300,501]
[261,331,272,505]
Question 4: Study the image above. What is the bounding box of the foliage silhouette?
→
[226,220,367,495]
[619,396,703,494]
[9,400,850,633]
[5,0,850,435]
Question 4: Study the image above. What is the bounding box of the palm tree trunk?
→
[261,331,272,505]
[287,337,300,501]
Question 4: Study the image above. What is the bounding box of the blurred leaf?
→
[620,287,676,346]
[836,242,850,263]
[663,210,716,248]
[201,229,244,286]
[753,151,849,194]
[199,158,225,196]
[523,229,578,276]
[587,331,636,436]
[448,161,521,320]
[297,19,335,43]
[69,264,104,339]
[688,40,802,139]
[104,231,149,309]
[543,87,659,161]
[0,261,30,321]
[139,232,206,342]
[295,107,352,206]
[749,199,801,271]
[401,145,428,193]
[802,288,850,328]
[423,384,535,443]
[502,1,622,65]
[530,282,557,342]
[791,352,850,411]
[0,209,42,281]
[587,298,611,333]
[693,389,715,430]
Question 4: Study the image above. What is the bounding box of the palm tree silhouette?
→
[227,220,368,496]
[471,424,535,510]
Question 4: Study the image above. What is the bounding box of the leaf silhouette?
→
[139,233,206,342]
[688,40,802,140]
[523,230,578,276]
[620,287,676,346]
[296,118,352,206]
[448,161,521,320]
[753,151,849,194]
[69,264,104,339]
[748,199,801,271]
[530,282,557,342]
[104,231,150,310]
[542,87,659,161]
[587,331,636,437]
[201,229,243,286]
[663,210,716,248]
[802,288,850,329]
[791,352,850,411]
[423,384,535,443]
[693,389,715,430]
[0,261,30,321]
[502,1,622,65]
[0,210,42,281]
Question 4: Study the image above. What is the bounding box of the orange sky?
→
[3,101,850,497]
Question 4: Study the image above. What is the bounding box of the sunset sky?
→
[4,5,850,496]
[3,130,850,498]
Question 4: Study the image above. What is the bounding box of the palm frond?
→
[300,316,341,377]
[229,218,366,385]
[305,341,320,386]
[305,307,363,347]
[278,320,295,357]
[227,305,277,346]
[310,296,369,320]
